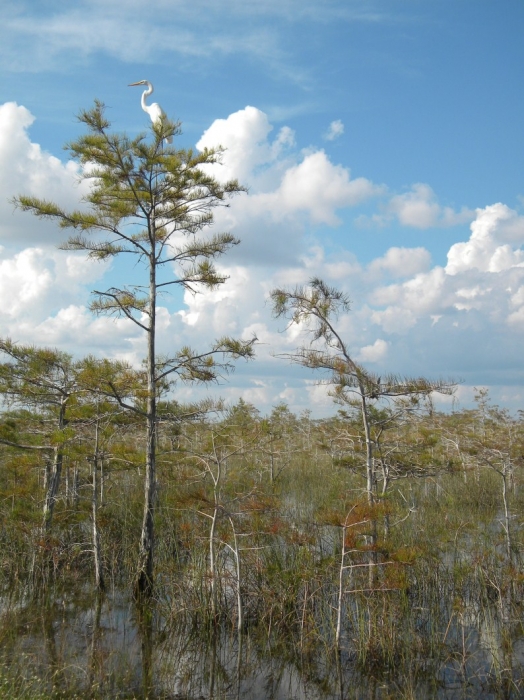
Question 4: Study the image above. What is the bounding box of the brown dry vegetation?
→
[0,391,523,698]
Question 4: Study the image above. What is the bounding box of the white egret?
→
[128,80,173,143]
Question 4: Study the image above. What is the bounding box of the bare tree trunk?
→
[360,392,374,505]
[359,390,378,586]
[43,448,63,532]
[136,246,157,597]
[42,447,63,534]
[88,593,104,690]
[501,465,512,563]
[335,524,347,649]
[92,420,105,592]
[42,399,67,533]
[72,467,79,509]
[137,603,154,698]
[100,455,104,506]
[209,505,218,620]
[209,444,222,621]
[228,516,243,634]
[43,459,51,494]
[232,526,243,700]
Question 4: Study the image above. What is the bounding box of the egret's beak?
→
[128,82,141,87]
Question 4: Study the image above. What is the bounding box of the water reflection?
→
[0,585,523,699]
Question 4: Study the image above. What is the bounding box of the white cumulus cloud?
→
[0,247,109,324]
[0,102,87,245]
[446,203,524,275]
[356,338,389,363]
[274,150,380,224]
[194,106,382,265]
[368,246,431,278]
[367,183,475,229]
[366,204,524,363]
[196,106,295,184]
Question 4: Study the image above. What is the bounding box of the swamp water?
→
[1,581,523,700]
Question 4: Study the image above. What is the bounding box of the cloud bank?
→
[2,101,524,414]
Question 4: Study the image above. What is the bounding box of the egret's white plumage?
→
[128,80,173,143]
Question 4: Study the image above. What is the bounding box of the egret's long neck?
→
[141,82,154,112]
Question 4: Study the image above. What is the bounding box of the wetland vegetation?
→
[1,391,523,699]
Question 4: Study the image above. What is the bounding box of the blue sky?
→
[1,0,524,415]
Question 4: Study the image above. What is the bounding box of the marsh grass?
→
[1,406,524,698]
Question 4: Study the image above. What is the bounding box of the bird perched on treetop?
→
[128,80,173,143]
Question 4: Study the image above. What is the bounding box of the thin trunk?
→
[360,391,374,505]
[383,511,390,540]
[380,460,390,497]
[335,524,347,648]
[72,467,79,508]
[207,440,222,621]
[210,451,222,621]
[232,522,243,700]
[335,648,344,700]
[228,516,243,633]
[42,399,67,533]
[137,603,154,698]
[359,389,378,586]
[209,505,218,620]
[43,448,63,531]
[43,459,51,493]
[88,593,104,690]
[100,455,104,506]
[92,420,105,592]
[137,245,157,596]
[501,466,512,563]
[269,438,275,485]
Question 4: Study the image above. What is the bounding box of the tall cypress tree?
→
[15,102,254,595]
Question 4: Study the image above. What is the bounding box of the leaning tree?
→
[271,278,456,604]
[14,102,255,595]
[271,278,455,504]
